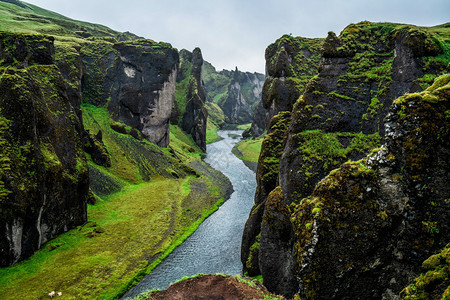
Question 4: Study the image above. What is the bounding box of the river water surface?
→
[122,130,256,298]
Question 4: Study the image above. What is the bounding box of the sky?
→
[24,0,450,74]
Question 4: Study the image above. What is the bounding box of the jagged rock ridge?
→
[171,48,208,151]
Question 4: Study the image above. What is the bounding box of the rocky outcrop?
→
[242,22,450,298]
[171,48,208,151]
[241,35,323,276]
[80,39,179,147]
[291,75,449,298]
[260,35,323,130]
[0,32,89,267]
[181,48,208,151]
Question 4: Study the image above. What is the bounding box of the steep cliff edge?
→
[291,75,449,298]
[242,22,450,298]
[0,32,89,267]
[171,48,208,151]
[80,39,179,147]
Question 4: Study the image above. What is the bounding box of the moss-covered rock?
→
[0,33,88,267]
[261,35,323,129]
[172,48,208,151]
[246,22,449,297]
[291,75,449,299]
[399,244,450,299]
[241,111,291,276]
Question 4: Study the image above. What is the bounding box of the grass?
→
[236,123,251,130]
[232,137,263,163]
[0,100,227,299]
[206,119,222,144]
[0,175,226,299]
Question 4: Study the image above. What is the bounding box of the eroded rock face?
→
[291,75,449,299]
[111,41,178,147]
[0,32,89,267]
[80,39,179,147]
[242,22,450,298]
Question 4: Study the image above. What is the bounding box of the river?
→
[122,130,257,299]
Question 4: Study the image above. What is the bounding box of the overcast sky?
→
[24,0,449,74]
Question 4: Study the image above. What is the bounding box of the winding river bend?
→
[123,130,257,298]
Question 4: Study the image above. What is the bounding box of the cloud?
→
[24,0,450,73]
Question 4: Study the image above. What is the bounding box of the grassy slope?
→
[0,105,228,299]
[0,2,230,298]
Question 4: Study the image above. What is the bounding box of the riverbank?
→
[122,130,257,299]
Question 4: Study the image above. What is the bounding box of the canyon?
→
[0,0,449,299]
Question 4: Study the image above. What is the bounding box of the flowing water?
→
[122,130,257,298]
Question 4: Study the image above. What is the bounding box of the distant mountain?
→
[203,62,265,126]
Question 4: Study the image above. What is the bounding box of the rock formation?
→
[0,32,89,267]
[80,39,179,147]
[241,34,323,277]
[171,48,208,151]
[291,75,449,298]
[242,22,450,298]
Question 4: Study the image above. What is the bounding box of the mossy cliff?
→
[246,34,323,137]
[291,75,449,298]
[171,48,208,151]
[0,32,89,267]
[79,38,179,147]
[242,21,450,298]
[241,34,324,277]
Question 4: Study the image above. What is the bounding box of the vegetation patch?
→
[232,137,263,163]
[0,174,227,299]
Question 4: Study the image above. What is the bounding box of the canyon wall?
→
[242,22,450,298]
[0,33,89,266]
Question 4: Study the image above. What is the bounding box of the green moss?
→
[399,244,450,299]
[259,111,291,184]
[295,130,381,171]
[246,234,261,271]
[0,114,12,201]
